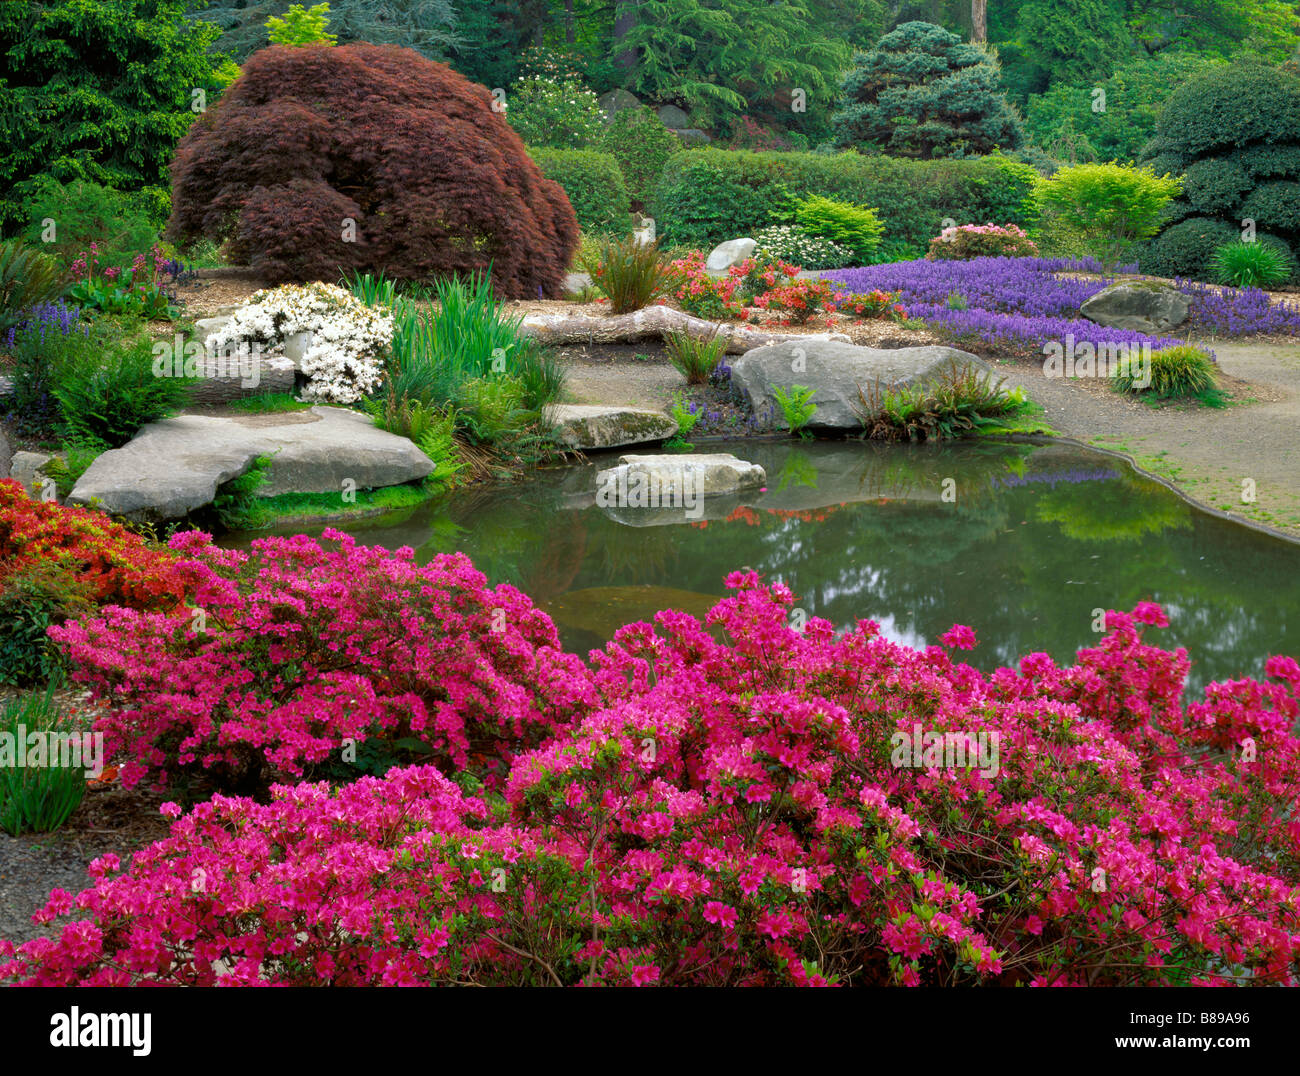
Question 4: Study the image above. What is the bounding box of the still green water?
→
[228,439,1300,693]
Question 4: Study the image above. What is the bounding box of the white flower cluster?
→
[206,282,393,405]
[753,224,854,270]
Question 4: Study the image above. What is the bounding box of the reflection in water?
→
[224,440,1300,692]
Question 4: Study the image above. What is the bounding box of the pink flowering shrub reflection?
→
[3,548,1299,987]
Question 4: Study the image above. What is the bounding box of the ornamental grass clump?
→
[6,566,1300,986]
[857,364,1026,441]
[1209,240,1294,289]
[364,272,564,448]
[0,689,88,835]
[665,330,727,385]
[1114,344,1219,400]
[583,235,670,314]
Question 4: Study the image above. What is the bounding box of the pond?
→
[226,439,1300,694]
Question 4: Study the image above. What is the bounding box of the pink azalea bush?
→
[927,223,1039,261]
[47,529,596,792]
[6,557,1300,987]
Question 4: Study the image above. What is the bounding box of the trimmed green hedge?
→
[650,148,1039,261]
[528,147,632,237]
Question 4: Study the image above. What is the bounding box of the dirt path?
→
[554,341,686,409]
[996,341,1300,538]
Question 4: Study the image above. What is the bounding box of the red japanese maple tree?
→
[167,44,578,297]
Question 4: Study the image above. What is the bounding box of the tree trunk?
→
[517,306,851,354]
[971,0,987,44]
[565,0,575,44]
[613,1,638,76]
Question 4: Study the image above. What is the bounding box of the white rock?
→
[9,451,54,497]
[595,451,766,508]
[705,238,757,274]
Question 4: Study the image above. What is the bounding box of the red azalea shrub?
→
[751,277,838,323]
[0,767,588,987]
[166,44,579,297]
[8,566,1300,987]
[832,288,909,321]
[927,223,1039,261]
[47,529,597,793]
[736,254,801,297]
[0,479,189,611]
[665,252,752,321]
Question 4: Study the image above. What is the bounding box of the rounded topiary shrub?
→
[166,43,579,297]
[1138,217,1238,280]
[1240,182,1300,235]
[1181,159,1253,216]
[528,147,631,236]
[1143,64,1300,279]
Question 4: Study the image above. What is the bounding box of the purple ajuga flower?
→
[823,256,1299,351]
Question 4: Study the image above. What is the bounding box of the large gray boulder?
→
[544,404,677,451]
[656,103,691,128]
[673,128,712,146]
[597,88,641,123]
[1080,280,1190,333]
[0,426,11,484]
[731,341,996,429]
[68,407,433,521]
[705,238,756,274]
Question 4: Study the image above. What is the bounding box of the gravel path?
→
[561,359,684,409]
[0,835,96,947]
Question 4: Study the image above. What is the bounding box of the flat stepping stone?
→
[544,403,677,450]
[68,407,433,521]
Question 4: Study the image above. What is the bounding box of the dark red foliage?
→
[166,44,579,297]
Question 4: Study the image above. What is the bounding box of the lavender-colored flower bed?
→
[823,257,1300,356]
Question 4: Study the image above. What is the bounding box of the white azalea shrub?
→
[752,224,855,270]
[205,282,393,404]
